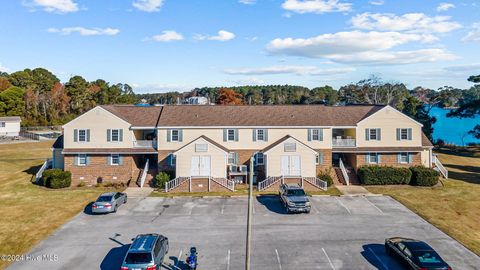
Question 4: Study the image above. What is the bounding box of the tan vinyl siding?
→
[421,149,433,167]
[356,106,422,148]
[63,107,134,149]
[157,128,332,150]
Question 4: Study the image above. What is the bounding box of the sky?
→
[0,0,479,93]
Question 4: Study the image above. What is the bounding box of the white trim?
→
[131,126,156,130]
[78,154,87,166]
[226,129,236,142]
[78,129,88,143]
[357,105,423,127]
[62,151,156,154]
[333,150,422,153]
[110,154,120,166]
[110,129,121,142]
[62,106,132,128]
[263,136,318,155]
[157,126,345,129]
[173,137,228,154]
[255,153,265,165]
[398,152,409,164]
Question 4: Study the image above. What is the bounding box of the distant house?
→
[186,96,209,105]
[0,116,21,137]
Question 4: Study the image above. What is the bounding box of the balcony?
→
[332,137,356,147]
[133,140,157,148]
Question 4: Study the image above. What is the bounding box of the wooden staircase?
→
[334,167,359,185]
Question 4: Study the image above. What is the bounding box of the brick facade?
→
[315,149,333,176]
[65,154,143,186]
[355,152,421,169]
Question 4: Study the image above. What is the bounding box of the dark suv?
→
[279,184,311,213]
[121,234,169,270]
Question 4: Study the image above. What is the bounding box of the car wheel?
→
[124,197,127,204]
[113,206,117,213]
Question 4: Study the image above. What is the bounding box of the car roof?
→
[403,241,433,251]
[283,184,303,190]
[99,192,117,196]
[129,234,161,252]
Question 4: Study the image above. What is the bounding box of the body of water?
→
[430,106,480,146]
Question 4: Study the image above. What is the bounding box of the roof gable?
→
[174,135,229,154]
[263,135,317,154]
[62,106,131,128]
[357,105,423,127]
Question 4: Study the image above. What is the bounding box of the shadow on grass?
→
[435,147,480,158]
[256,194,289,215]
[447,170,480,185]
[361,243,403,270]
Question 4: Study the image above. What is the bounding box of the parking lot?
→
[9,195,480,270]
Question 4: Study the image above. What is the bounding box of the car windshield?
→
[96,196,112,202]
[412,250,443,265]
[125,252,153,264]
[287,189,305,196]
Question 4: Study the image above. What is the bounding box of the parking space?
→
[9,195,480,270]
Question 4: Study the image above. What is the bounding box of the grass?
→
[0,141,120,269]
[150,184,342,197]
[366,147,480,256]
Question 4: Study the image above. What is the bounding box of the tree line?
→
[0,68,136,126]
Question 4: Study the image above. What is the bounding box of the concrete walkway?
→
[123,187,154,198]
[335,185,373,196]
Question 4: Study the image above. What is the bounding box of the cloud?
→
[48,27,120,36]
[224,65,355,75]
[437,3,455,12]
[351,13,462,33]
[26,0,79,13]
[281,0,352,14]
[267,31,436,57]
[195,30,235,41]
[462,22,480,42]
[0,63,9,73]
[266,31,456,65]
[444,63,480,72]
[239,0,256,4]
[227,77,266,86]
[132,0,164,12]
[369,0,384,6]
[398,63,480,78]
[149,30,183,42]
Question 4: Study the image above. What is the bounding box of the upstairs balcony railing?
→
[133,140,157,148]
[332,138,356,147]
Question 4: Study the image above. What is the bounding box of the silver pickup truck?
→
[279,183,311,214]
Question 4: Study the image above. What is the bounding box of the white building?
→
[0,116,21,137]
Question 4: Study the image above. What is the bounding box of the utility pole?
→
[245,153,255,270]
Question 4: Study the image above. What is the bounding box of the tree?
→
[402,95,437,140]
[468,75,480,83]
[216,88,243,105]
[0,86,25,116]
[0,77,12,92]
[309,86,338,105]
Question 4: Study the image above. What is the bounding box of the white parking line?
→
[174,249,183,268]
[322,248,336,270]
[221,203,225,215]
[226,249,230,270]
[363,196,383,213]
[368,247,389,270]
[335,197,351,214]
[275,249,282,270]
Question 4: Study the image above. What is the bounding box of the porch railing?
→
[302,177,328,191]
[36,158,52,183]
[210,177,235,191]
[165,176,191,192]
[258,175,284,191]
[433,154,448,179]
[139,159,149,188]
[133,140,157,148]
[332,138,356,147]
[339,158,350,186]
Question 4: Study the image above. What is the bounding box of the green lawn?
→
[0,141,119,270]
[150,183,342,197]
[367,147,480,256]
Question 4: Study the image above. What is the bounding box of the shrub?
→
[410,166,439,186]
[153,172,171,189]
[42,169,71,189]
[358,166,412,185]
[77,181,86,187]
[318,168,334,187]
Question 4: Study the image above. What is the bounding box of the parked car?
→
[121,233,169,270]
[91,192,127,214]
[279,183,311,213]
[385,237,451,270]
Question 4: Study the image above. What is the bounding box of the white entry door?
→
[191,156,211,176]
[281,155,301,176]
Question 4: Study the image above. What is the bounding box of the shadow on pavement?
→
[256,194,289,215]
[100,244,130,270]
[164,256,189,270]
[361,243,403,270]
[83,202,95,215]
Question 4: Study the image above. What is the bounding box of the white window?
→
[256,129,265,141]
[368,153,379,164]
[399,153,409,164]
[312,129,319,141]
[0,122,5,127]
[316,152,323,165]
[78,129,87,142]
[171,130,180,142]
[111,129,120,142]
[111,154,120,165]
[195,143,208,152]
[284,143,296,152]
[369,129,378,140]
[228,152,236,165]
[227,129,236,141]
[256,153,264,165]
[78,154,87,166]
